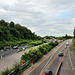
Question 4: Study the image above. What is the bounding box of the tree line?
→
[0,19,41,49]
[0,19,41,41]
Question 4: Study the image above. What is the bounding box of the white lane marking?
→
[39,49,58,75]
[68,45,73,70]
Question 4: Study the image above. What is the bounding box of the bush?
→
[21,41,58,63]
[1,68,10,75]
[73,38,75,55]
[30,41,43,46]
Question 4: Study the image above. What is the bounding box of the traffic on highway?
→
[21,40,70,75]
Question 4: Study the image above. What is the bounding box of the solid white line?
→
[68,47,73,70]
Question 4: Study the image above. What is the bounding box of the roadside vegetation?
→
[73,38,75,55]
[73,27,75,55]
[57,34,72,40]
[0,41,58,75]
[0,19,42,50]
[21,41,58,64]
[25,40,43,49]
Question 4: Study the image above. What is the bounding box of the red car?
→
[42,70,52,75]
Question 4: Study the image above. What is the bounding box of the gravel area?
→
[0,46,38,72]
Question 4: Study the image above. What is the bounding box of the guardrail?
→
[8,60,30,75]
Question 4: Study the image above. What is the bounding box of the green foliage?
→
[73,27,75,38]
[45,36,52,39]
[57,34,72,40]
[30,41,43,46]
[0,41,58,75]
[9,21,14,28]
[0,63,20,75]
[21,41,58,63]
[73,38,75,55]
[43,39,49,42]
[0,19,42,50]
[0,68,10,75]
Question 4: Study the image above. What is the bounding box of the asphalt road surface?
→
[0,44,29,59]
[0,45,38,72]
[21,40,71,75]
[58,40,75,75]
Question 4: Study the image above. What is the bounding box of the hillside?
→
[0,19,41,49]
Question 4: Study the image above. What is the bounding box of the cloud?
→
[0,0,75,37]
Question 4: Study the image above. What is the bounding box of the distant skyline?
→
[0,0,75,37]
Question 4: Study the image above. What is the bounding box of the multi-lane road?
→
[22,40,71,75]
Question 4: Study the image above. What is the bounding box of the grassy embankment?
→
[0,39,45,51]
[73,38,75,55]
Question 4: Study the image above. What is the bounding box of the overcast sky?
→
[0,0,75,37]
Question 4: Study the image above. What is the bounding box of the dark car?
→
[58,52,63,57]
[44,41,47,43]
[42,70,52,75]
[13,46,18,49]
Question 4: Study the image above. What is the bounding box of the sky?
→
[0,0,75,37]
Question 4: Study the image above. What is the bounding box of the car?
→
[58,52,63,57]
[42,70,52,75]
[64,46,67,49]
[21,47,25,50]
[66,42,69,46]
[44,41,47,43]
[48,40,53,42]
[13,46,18,49]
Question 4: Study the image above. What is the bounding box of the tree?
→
[73,27,75,38]
[65,34,68,39]
[0,19,8,27]
[9,21,14,28]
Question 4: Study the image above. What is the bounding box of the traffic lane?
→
[23,41,67,74]
[47,56,62,75]
[21,43,64,75]
[40,43,69,75]
[40,48,65,75]
[44,46,68,75]
[58,47,74,75]
[25,42,66,75]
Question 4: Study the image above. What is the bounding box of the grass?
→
[73,38,75,55]
[0,39,43,51]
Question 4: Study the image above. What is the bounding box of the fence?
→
[8,60,30,75]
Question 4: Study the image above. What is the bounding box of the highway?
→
[21,40,71,75]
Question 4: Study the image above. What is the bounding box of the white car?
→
[66,42,69,46]
[21,47,25,50]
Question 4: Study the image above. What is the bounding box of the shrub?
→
[21,41,58,63]
[1,68,10,75]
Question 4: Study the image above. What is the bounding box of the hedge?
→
[21,41,58,63]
